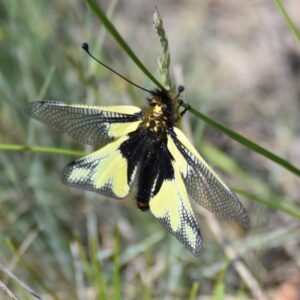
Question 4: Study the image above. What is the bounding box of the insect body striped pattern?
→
[28,88,250,256]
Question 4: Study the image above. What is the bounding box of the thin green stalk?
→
[233,187,300,219]
[90,237,107,300]
[0,144,85,157]
[273,0,300,43]
[212,262,228,300]
[186,106,300,177]
[113,228,121,300]
[188,282,200,300]
[36,65,56,100]
[85,0,165,90]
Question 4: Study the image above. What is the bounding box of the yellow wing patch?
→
[107,121,141,138]
[149,161,202,255]
[63,136,133,199]
[92,148,129,198]
[167,135,188,177]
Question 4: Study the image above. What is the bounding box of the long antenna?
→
[81,43,152,93]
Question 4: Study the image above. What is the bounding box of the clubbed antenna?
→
[81,42,152,93]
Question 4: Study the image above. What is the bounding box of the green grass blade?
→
[0,144,85,156]
[272,0,300,43]
[36,65,56,100]
[233,188,300,219]
[113,228,121,300]
[188,282,199,300]
[212,262,228,300]
[85,0,164,90]
[187,106,300,177]
[90,237,107,300]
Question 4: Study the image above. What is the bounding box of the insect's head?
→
[147,86,185,118]
[147,89,174,117]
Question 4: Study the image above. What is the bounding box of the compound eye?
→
[162,103,171,113]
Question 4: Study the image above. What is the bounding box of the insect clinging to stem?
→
[27,42,250,256]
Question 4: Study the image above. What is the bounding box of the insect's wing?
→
[144,147,202,256]
[62,135,140,198]
[27,101,142,146]
[167,127,250,229]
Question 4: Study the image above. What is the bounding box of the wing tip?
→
[178,225,203,257]
[26,100,57,117]
[26,101,42,116]
[190,240,203,257]
[234,202,251,230]
[239,213,251,230]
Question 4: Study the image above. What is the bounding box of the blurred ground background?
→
[0,0,300,299]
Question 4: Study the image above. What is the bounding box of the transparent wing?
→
[147,148,202,256]
[27,101,142,146]
[167,127,250,229]
[62,135,137,198]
